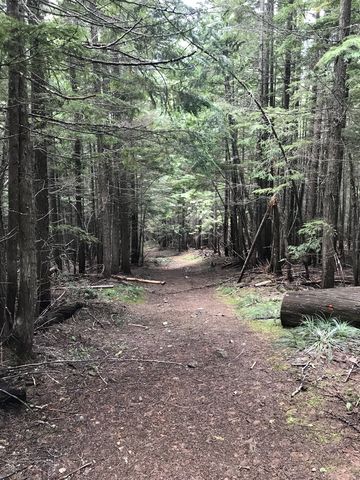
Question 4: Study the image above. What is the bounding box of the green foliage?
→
[289,220,332,261]
[318,36,360,66]
[53,225,99,245]
[99,285,144,304]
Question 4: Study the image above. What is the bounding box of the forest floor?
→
[0,250,359,480]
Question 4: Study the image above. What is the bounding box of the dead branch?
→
[345,359,358,382]
[111,275,165,285]
[0,465,30,480]
[291,361,312,397]
[57,462,92,480]
[84,284,115,289]
[3,356,185,372]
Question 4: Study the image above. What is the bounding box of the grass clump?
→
[149,256,170,267]
[218,286,283,337]
[280,316,360,359]
[100,284,144,304]
[182,252,203,262]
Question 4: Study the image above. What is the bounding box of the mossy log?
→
[280,287,360,328]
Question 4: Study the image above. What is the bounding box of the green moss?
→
[99,284,144,304]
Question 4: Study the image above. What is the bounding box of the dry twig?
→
[57,462,92,480]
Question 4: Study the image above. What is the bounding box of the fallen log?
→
[85,284,115,289]
[254,280,273,287]
[111,275,165,285]
[35,302,84,330]
[280,287,360,328]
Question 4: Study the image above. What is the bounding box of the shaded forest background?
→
[0,0,359,358]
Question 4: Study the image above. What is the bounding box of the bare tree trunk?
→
[270,197,282,275]
[49,169,63,271]
[120,170,131,274]
[223,166,230,257]
[0,192,7,340]
[111,167,120,274]
[131,173,140,264]
[306,91,323,221]
[255,0,274,262]
[6,0,36,357]
[6,0,21,324]
[322,0,352,288]
[98,139,112,277]
[69,60,85,274]
[349,154,360,285]
[0,125,8,338]
[29,0,51,314]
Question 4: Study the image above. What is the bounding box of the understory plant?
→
[281,316,360,360]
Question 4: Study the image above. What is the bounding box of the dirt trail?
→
[1,252,359,479]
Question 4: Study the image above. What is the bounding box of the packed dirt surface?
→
[1,251,359,479]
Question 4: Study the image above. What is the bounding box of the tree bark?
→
[7,0,37,358]
[349,154,360,285]
[120,170,131,274]
[111,167,120,274]
[131,173,140,264]
[29,0,51,314]
[322,0,352,288]
[281,287,360,328]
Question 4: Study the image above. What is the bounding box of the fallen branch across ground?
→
[326,411,360,433]
[111,275,166,285]
[85,284,115,289]
[3,356,186,372]
[291,361,312,397]
[57,462,92,480]
[0,465,30,480]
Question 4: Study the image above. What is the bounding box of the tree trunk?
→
[255,0,274,262]
[49,169,63,271]
[6,0,36,358]
[349,154,360,285]
[120,170,131,274]
[111,168,120,274]
[131,173,140,265]
[69,60,85,274]
[6,0,21,324]
[321,0,352,288]
[29,0,51,314]
[270,196,282,275]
